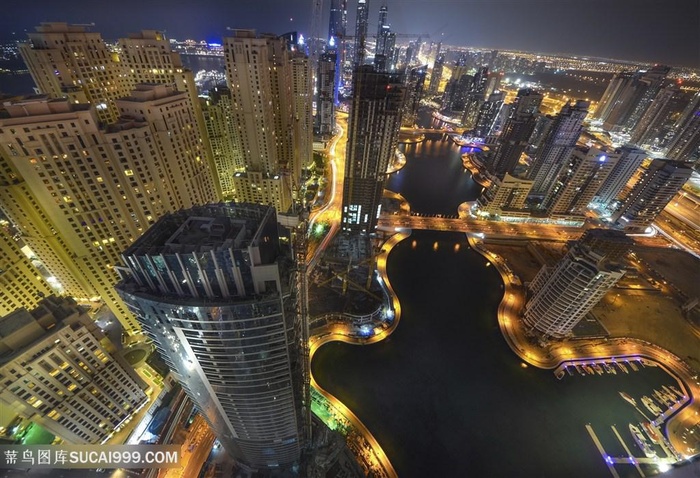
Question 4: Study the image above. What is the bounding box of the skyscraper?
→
[374,5,392,72]
[665,95,700,165]
[427,53,445,96]
[490,88,543,178]
[0,90,218,334]
[577,228,633,264]
[0,225,54,316]
[591,145,647,210]
[542,146,619,217]
[328,0,348,40]
[524,244,624,339]
[401,65,428,127]
[527,100,589,195]
[629,83,688,148]
[596,66,670,132]
[478,173,533,217]
[116,203,307,470]
[461,66,489,129]
[473,91,505,138]
[612,159,693,232]
[223,30,311,212]
[354,0,370,66]
[341,66,405,233]
[0,296,148,444]
[201,86,244,198]
[19,23,131,124]
[316,50,338,136]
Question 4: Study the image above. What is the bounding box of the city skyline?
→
[1,0,698,68]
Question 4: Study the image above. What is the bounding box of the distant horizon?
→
[0,0,697,69]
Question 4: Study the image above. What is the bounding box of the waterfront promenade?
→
[469,235,700,460]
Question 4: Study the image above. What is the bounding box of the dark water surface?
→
[311,110,676,477]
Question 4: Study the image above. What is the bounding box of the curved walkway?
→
[308,231,409,478]
[469,235,700,459]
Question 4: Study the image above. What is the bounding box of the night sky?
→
[2,0,698,67]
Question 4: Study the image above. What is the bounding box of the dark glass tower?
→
[354,0,370,66]
[341,66,405,234]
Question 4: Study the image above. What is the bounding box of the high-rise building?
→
[116,203,306,470]
[374,5,392,72]
[354,0,370,66]
[201,86,244,198]
[591,145,647,210]
[527,100,589,195]
[0,296,148,444]
[596,66,670,132]
[461,67,489,129]
[490,88,543,178]
[223,30,311,212]
[542,146,618,217]
[665,94,700,164]
[612,159,693,232]
[328,0,348,40]
[19,23,131,124]
[477,173,533,217]
[401,65,427,127]
[316,51,338,136]
[630,83,688,148]
[427,53,445,96]
[524,244,624,339]
[473,91,505,138]
[0,226,54,316]
[0,91,218,334]
[341,66,405,234]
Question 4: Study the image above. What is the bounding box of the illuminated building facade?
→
[524,244,624,339]
[491,88,543,178]
[223,30,311,212]
[0,89,218,334]
[116,203,306,470]
[0,296,148,444]
[527,100,589,195]
[612,159,693,232]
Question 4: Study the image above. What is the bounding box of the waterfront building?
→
[612,159,693,232]
[0,296,148,444]
[0,91,218,334]
[524,244,624,339]
[461,67,489,129]
[401,65,427,127]
[341,66,405,234]
[591,145,647,210]
[0,226,54,317]
[490,88,543,178]
[664,93,700,165]
[18,23,131,124]
[115,203,307,470]
[527,100,589,196]
[542,146,618,217]
[223,30,312,212]
[354,0,370,66]
[477,173,533,217]
[427,53,445,96]
[201,86,244,198]
[472,91,505,138]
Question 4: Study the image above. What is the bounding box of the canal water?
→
[310,110,680,477]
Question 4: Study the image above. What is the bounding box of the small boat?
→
[593,363,605,375]
[584,364,595,375]
[669,385,683,397]
[663,386,678,399]
[619,391,637,406]
[566,366,573,376]
[642,422,662,445]
[616,362,629,374]
[630,423,657,458]
[629,361,639,372]
[575,364,585,375]
[642,396,663,416]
